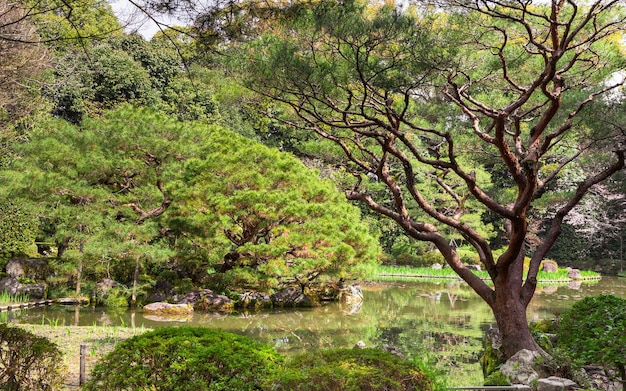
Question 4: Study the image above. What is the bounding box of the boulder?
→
[431,263,443,270]
[0,277,20,295]
[270,287,316,307]
[143,302,193,316]
[0,277,46,299]
[5,258,49,280]
[500,349,548,386]
[466,264,482,271]
[537,377,577,391]
[540,261,558,273]
[338,284,363,304]
[238,291,271,309]
[566,268,582,280]
[178,289,233,312]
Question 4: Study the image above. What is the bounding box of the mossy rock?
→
[479,326,506,379]
[484,370,510,386]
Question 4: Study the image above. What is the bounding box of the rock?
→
[0,277,21,295]
[18,283,47,300]
[537,377,577,391]
[466,264,482,271]
[566,268,582,280]
[0,277,47,299]
[5,258,49,280]
[270,287,316,307]
[238,291,271,309]
[354,341,366,349]
[143,302,193,315]
[480,326,506,378]
[431,263,443,270]
[541,261,558,273]
[338,284,363,304]
[178,289,233,312]
[583,366,623,391]
[500,349,547,386]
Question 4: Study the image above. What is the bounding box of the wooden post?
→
[79,344,86,385]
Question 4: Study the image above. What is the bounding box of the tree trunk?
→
[491,296,541,358]
[491,274,542,358]
[75,260,82,296]
[75,241,85,296]
[617,362,625,391]
[131,256,140,308]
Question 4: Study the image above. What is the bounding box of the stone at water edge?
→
[178,289,234,312]
[566,268,582,280]
[270,287,317,307]
[143,302,194,315]
[238,291,271,309]
[338,284,363,304]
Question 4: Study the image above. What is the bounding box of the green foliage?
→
[44,33,217,124]
[0,324,65,390]
[172,125,381,292]
[0,200,37,259]
[483,370,510,387]
[84,327,282,391]
[101,287,130,309]
[269,348,437,391]
[30,0,122,48]
[557,295,626,385]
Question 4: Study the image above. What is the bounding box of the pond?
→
[6,276,626,386]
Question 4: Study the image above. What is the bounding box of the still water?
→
[7,277,626,384]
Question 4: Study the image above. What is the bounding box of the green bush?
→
[269,348,437,391]
[101,287,130,308]
[0,324,65,390]
[83,327,282,391]
[556,295,626,390]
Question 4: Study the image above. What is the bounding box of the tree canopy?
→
[1,106,380,296]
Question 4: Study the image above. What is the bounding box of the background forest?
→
[0,0,624,306]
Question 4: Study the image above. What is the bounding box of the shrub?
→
[269,348,437,391]
[83,327,282,391]
[556,295,626,391]
[0,324,65,390]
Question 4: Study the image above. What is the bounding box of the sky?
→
[108,0,185,39]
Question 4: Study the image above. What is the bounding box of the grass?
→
[0,292,29,305]
[16,323,150,390]
[374,265,601,283]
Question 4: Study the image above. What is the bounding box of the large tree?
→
[170,128,380,293]
[236,0,626,358]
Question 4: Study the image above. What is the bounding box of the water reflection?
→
[6,277,626,384]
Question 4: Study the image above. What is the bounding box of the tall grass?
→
[375,265,601,282]
[0,292,29,305]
